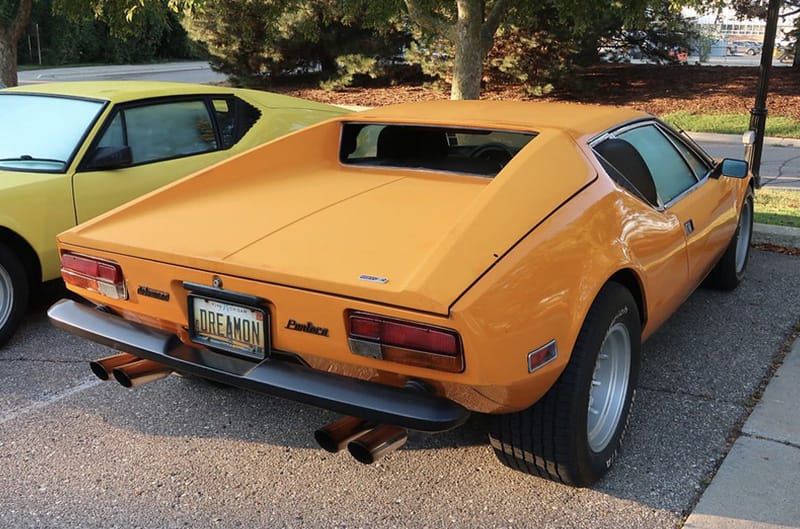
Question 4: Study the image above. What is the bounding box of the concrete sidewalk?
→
[685,223,800,529]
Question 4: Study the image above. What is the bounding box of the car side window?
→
[617,125,699,204]
[669,134,710,180]
[211,97,261,149]
[96,113,125,148]
[95,100,218,165]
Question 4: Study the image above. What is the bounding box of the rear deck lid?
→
[63,122,596,314]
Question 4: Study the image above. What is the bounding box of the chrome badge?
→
[358,274,389,284]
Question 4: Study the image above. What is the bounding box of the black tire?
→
[704,189,754,291]
[488,282,641,486]
[0,242,30,347]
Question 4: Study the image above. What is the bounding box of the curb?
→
[753,223,800,249]
[688,131,800,148]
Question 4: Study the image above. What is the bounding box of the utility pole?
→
[745,0,783,189]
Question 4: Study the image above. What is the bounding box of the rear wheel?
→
[705,189,754,290]
[488,282,641,486]
[0,243,29,347]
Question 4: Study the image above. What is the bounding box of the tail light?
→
[61,252,128,300]
[347,311,464,373]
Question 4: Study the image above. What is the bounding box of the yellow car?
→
[49,101,753,486]
[0,81,345,345]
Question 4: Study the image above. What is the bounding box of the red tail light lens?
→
[61,252,127,300]
[347,311,464,373]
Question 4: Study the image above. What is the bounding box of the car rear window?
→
[339,123,537,177]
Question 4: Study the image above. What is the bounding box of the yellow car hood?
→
[62,124,595,315]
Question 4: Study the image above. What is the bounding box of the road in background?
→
[694,134,800,189]
[18,62,227,85]
[0,249,799,529]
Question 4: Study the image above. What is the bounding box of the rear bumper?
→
[47,299,470,433]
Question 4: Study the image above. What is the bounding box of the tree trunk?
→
[0,0,33,87]
[404,0,508,100]
[0,34,19,87]
[451,0,483,100]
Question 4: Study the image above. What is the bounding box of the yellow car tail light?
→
[347,311,464,373]
[61,252,128,300]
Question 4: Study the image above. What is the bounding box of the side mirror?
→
[85,146,133,171]
[711,158,749,179]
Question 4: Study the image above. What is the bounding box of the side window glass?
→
[211,97,260,149]
[669,134,710,180]
[124,100,218,164]
[212,99,235,149]
[96,113,125,148]
[594,138,659,206]
[618,125,698,204]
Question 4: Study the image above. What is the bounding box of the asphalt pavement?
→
[0,241,799,528]
[684,223,800,529]
[692,132,800,189]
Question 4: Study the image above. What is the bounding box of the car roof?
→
[2,81,238,103]
[348,100,648,138]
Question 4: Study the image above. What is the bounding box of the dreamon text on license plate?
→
[189,296,267,359]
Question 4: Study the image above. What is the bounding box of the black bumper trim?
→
[47,299,470,433]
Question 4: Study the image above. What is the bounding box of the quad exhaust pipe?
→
[89,352,172,388]
[314,416,407,464]
[93,355,410,461]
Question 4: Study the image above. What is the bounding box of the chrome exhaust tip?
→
[314,416,375,453]
[112,359,172,388]
[347,425,407,464]
[89,352,140,381]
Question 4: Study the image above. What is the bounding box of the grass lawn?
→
[662,112,800,139]
[755,188,800,228]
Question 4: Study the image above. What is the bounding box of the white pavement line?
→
[0,378,102,425]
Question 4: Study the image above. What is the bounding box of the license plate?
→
[188,295,268,360]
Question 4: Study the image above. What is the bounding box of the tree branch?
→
[481,0,510,52]
[403,0,455,42]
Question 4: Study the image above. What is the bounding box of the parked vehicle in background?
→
[727,40,762,56]
[0,81,345,346]
[50,100,754,486]
[775,42,795,63]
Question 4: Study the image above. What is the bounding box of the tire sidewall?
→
[569,285,641,483]
[0,244,29,347]
[734,190,754,282]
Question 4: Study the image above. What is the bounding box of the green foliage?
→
[319,54,377,91]
[0,0,20,27]
[403,27,452,90]
[485,25,578,96]
[18,0,195,65]
[594,2,699,64]
[186,0,410,88]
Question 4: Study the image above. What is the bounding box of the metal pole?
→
[745,0,782,189]
[35,23,42,66]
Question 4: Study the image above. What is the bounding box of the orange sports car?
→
[48,101,753,486]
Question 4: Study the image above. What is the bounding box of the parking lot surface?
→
[1,249,799,529]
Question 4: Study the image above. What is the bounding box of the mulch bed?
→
[275,64,800,119]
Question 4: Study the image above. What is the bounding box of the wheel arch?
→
[606,268,647,329]
[0,227,42,291]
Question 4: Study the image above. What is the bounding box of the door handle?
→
[684,219,694,235]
